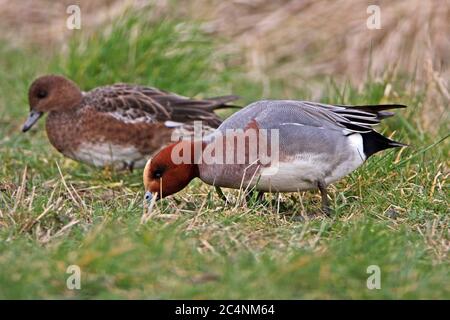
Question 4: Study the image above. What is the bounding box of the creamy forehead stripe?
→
[143,158,152,189]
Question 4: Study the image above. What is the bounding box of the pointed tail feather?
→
[357,104,407,120]
[206,95,240,104]
[341,104,408,112]
[171,95,241,110]
[169,95,240,128]
[205,95,241,110]
[340,104,407,119]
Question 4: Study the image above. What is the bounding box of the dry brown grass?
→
[1,0,448,133]
[190,0,449,133]
[3,1,448,81]
[0,1,448,299]
[0,0,144,47]
[201,1,449,80]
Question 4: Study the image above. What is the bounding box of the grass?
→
[53,14,234,96]
[0,12,448,299]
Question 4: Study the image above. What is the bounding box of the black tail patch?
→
[362,130,408,158]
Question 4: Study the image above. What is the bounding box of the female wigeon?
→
[143,100,407,214]
[22,75,239,170]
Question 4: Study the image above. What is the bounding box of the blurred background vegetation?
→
[1,0,448,132]
[0,0,448,299]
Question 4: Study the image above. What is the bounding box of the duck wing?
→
[245,100,407,158]
[83,84,239,128]
[293,101,407,133]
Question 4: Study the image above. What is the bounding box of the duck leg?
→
[122,161,135,173]
[317,180,331,216]
[257,191,265,202]
[215,186,228,202]
[245,190,265,204]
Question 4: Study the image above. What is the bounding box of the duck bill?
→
[22,111,43,132]
[144,191,160,205]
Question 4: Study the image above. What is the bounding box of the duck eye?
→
[37,90,47,99]
[153,168,164,179]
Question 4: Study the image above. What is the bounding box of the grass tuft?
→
[0,11,448,299]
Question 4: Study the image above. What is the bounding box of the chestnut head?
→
[23,75,82,132]
[143,140,200,203]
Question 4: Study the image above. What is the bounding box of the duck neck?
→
[170,139,204,180]
[189,140,205,179]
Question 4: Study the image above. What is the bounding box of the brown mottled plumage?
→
[23,75,239,170]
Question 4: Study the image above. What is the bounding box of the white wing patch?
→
[107,111,154,124]
[280,122,304,127]
[164,121,184,128]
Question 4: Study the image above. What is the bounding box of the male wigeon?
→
[143,100,407,214]
[22,75,239,170]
